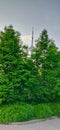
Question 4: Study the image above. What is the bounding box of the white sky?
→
[0,0,60,48]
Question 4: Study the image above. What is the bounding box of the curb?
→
[10,116,59,125]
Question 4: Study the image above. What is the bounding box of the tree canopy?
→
[0,26,60,104]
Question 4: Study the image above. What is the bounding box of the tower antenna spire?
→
[32,27,34,46]
[29,27,34,53]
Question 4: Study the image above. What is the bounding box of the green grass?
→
[0,102,60,124]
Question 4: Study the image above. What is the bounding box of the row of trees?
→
[0,25,60,104]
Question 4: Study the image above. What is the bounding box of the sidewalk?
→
[0,117,60,130]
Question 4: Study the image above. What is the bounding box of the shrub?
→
[0,102,60,124]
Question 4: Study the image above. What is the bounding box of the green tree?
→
[41,41,60,101]
[0,25,28,104]
[32,29,60,102]
[21,57,41,103]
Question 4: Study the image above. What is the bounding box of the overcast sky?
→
[0,0,60,48]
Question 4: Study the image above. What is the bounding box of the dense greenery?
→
[0,103,60,123]
[0,25,60,104]
[32,30,60,102]
[0,25,60,123]
[0,25,28,104]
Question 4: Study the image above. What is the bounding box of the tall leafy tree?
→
[41,41,60,101]
[0,25,28,104]
[32,29,60,102]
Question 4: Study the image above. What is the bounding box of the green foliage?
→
[34,103,54,119]
[0,26,60,104]
[51,103,60,117]
[0,103,60,123]
[34,103,60,119]
[0,25,28,104]
[32,29,60,102]
[0,25,60,124]
[0,103,34,123]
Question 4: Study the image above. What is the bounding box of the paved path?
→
[0,117,60,130]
